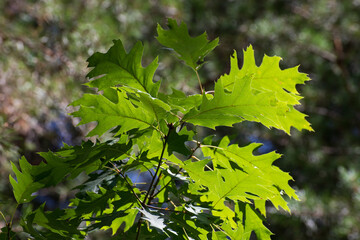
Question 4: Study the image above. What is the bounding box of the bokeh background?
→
[1,0,360,239]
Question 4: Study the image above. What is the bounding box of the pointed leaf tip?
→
[156,18,219,70]
[183,45,312,134]
[85,39,160,96]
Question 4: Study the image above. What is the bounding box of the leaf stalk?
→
[195,70,204,94]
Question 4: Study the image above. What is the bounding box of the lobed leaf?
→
[86,40,160,96]
[158,88,203,115]
[10,20,313,240]
[182,136,298,237]
[222,46,310,105]
[10,141,131,204]
[183,48,313,134]
[157,18,219,70]
[186,136,297,211]
[21,204,84,239]
[220,203,273,240]
[9,157,43,204]
[70,88,164,137]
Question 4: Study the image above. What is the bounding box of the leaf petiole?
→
[0,210,6,223]
[195,70,204,94]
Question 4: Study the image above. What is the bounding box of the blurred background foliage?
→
[1,0,359,239]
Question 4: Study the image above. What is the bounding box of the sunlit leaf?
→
[70,88,162,137]
[157,18,219,70]
[10,18,312,240]
[183,49,313,134]
[86,40,160,97]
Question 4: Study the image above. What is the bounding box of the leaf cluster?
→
[8,19,312,239]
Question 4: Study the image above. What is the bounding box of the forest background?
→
[0,0,359,239]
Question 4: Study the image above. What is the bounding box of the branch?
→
[145,205,184,213]
[150,138,201,202]
[107,163,145,208]
[144,124,173,205]
[135,220,142,240]
[141,162,154,178]
[150,167,183,200]
[135,125,173,240]
[191,155,213,171]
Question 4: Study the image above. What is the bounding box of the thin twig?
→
[144,125,173,205]
[9,203,18,229]
[136,125,173,240]
[148,130,202,202]
[0,211,11,240]
[107,163,145,208]
[141,163,154,178]
[151,168,183,199]
[146,205,183,213]
[169,200,177,209]
[151,138,202,200]
[135,219,142,240]
[191,155,213,171]
[200,144,222,150]
[183,227,191,240]
[0,211,7,223]
[212,223,229,237]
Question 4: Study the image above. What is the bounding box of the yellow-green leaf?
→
[183,47,313,134]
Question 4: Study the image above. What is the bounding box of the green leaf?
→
[10,141,131,204]
[186,136,297,213]
[167,127,194,156]
[0,226,16,240]
[86,40,160,96]
[239,203,273,240]
[57,140,131,177]
[72,187,116,217]
[70,88,162,137]
[109,194,139,233]
[157,18,219,70]
[222,46,310,105]
[75,168,119,193]
[9,20,313,240]
[211,229,228,240]
[10,157,45,204]
[183,49,313,134]
[158,88,203,115]
[21,204,84,239]
[167,209,215,239]
[182,136,297,236]
[85,191,139,234]
[87,209,134,234]
[123,87,178,126]
[220,203,273,240]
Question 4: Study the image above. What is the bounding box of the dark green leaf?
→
[167,127,194,156]
[0,226,16,240]
[21,205,84,239]
[10,157,46,204]
[157,18,219,70]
